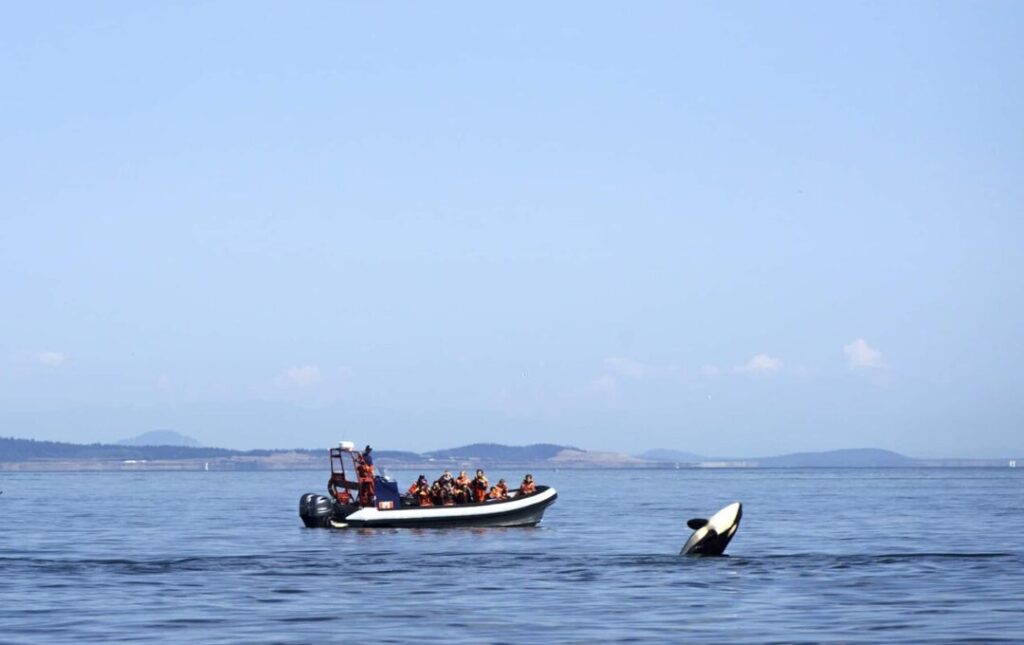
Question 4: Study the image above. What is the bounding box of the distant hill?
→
[3,436,1011,471]
[0,437,581,465]
[0,436,263,461]
[425,443,577,461]
[550,448,648,466]
[640,449,706,462]
[118,430,202,447]
[372,450,425,462]
[753,448,914,467]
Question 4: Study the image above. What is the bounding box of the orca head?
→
[680,502,742,556]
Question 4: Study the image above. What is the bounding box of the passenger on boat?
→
[407,475,426,495]
[488,479,509,500]
[432,480,456,506]
[454,471,472,504]
[432,471,456,505]
[408,475,433,507]
[518,474,536,496]
[355,450,376,506]
[471,469,490,503]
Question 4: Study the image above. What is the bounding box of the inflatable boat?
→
[299,442,557,529]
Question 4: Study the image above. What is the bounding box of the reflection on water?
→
[1,468,1022,642]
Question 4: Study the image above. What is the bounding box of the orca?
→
[680,502,742,556]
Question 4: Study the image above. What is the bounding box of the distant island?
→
[0,435,1018,472]
[639,448,707,462]
[117,430,203,448]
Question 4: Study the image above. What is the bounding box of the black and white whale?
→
[680,502,742,556]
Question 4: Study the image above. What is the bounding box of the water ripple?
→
[1,468,1022,642]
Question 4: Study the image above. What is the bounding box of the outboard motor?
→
[299,493,334,528]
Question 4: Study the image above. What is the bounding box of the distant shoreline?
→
[2,436,1018,472]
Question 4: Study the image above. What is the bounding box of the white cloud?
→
[603,357,650,379]
[588,373,617,393]
[274,365,322,388]
[586,357,664,395]
[34,351,66,367]
[734,354,783,375]
[843,339,884,369]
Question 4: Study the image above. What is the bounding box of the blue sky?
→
[2,2,1021,457]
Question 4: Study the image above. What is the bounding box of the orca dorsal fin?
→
[687,518,708,530]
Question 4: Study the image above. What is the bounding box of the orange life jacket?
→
[472,477,489,502]
[328,473,354,504]
[407,482,432,506]
[488,484,508,500]
[329,484,352,504]
[417,489,433,506]
[356,460,374,482]
[519,481,536,495]
[353,456,375,505]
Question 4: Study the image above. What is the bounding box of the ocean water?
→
[1,468,1022,643]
